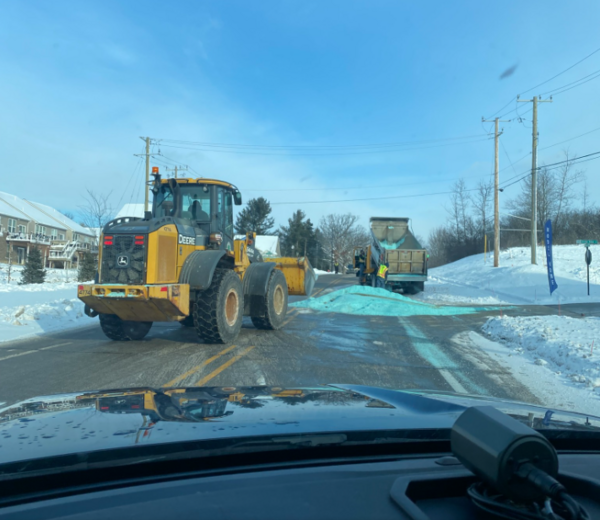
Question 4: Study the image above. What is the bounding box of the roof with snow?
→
[0,192,96,236]
[117,203,145,219]
[0,192,67,230]
[255,236,280,257]
[235,235,281,257]
[26,200,94,236]
[0,195,30,221]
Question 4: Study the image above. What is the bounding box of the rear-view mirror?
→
[234,191,242,206]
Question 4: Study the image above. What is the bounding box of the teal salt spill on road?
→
[290,285,506,317]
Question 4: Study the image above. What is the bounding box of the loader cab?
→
[152,176,242,246]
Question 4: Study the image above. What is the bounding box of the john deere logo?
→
[117,255,129,267]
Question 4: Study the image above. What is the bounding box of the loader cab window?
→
[217,188,234,239]
[154,185,175,218]
[180,186,211,222]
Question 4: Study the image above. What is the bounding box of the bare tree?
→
[471,180,493,236]
[319,213,367,269]
[445,179,474,241]
[554,151,583,231]
[78,190,114,245]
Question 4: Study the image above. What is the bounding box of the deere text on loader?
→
[78,169,315,343]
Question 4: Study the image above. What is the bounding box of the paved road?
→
[0,275,593,408]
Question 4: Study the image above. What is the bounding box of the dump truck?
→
[353,217,427,293]
[78,169,315,344]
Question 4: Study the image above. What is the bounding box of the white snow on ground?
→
[416,245,600,305]
[466,314,600,416]
[0,265,96,343]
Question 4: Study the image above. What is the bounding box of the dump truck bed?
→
[369,217,428,291]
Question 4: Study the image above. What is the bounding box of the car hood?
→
[1,384,599,466]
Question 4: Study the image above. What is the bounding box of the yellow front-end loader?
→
[78,169,315,344]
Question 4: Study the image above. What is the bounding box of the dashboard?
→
[1,451,598,519]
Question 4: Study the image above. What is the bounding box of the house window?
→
[51,229,58,238]
[59,233,65,240]
[18,225,26,234]
[8,219,17,233]
[35,224,46,235]
[73,233,79,241]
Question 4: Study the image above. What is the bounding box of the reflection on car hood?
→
[1,384,599,465]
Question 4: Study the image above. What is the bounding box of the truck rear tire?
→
[194,268,243,344]
[99,314,153,341]
[251,270,288,330]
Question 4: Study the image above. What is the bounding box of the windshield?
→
[154,185,175,218]
[2,0,600,477]
[180,185,211,221]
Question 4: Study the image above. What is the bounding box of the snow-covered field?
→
[472,314,600,416]
[0,265,95,343]
[416,245,600,305]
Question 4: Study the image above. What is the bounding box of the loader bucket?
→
[264,257,316,296]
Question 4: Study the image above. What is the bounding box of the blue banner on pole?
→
[544,219,558,294]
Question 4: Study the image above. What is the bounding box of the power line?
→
[500,150,600,190]
[547,70,600,96]
[243,171,494,192]
[158,136,492,157]
[269,188,480,205]
[485,45,600,118]
[539,125,600,151]
[155,133,489,150]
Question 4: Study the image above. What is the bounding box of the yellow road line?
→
[0,342,72,362]
[163,344,239,387]
[194,346,255,387]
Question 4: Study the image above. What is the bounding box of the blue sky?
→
[1,1,599,239]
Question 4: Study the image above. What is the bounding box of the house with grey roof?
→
[0,192,97,268]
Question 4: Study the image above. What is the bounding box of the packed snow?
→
[291,285,501,317]
[469,315,600,416]
[0,265,95,343]
[416,245,600,305]
[483,315,600,388]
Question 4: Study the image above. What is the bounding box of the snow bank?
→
[291,285,501,317]
[0,265,96,343]
[417,245,600,305]
[0,298,96,343]
[483,315,600,388]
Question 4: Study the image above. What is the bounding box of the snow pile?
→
[291,285,501,317]
[0,265,96,343]
[417,245,600,305]
[0,298,95,343]
[483,315,600,390]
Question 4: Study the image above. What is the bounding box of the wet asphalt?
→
[0,274,596,408]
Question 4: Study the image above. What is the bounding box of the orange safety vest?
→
[377,264,388,279]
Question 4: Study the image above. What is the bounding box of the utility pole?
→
[482,116,510,267]
[517,95,552,264]
[138,137,151,213]
[165,165,189,179]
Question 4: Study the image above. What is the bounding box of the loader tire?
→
[194,268,243,344]
[99,314,152,341]
[251,269,288,330]
[179,315,194,327]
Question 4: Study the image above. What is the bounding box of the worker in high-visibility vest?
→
[376,262,389,289]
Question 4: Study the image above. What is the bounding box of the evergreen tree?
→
[19,247,46,285]
[279,210,318,260]
[234,197,275,235]
[78,252,97,282]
